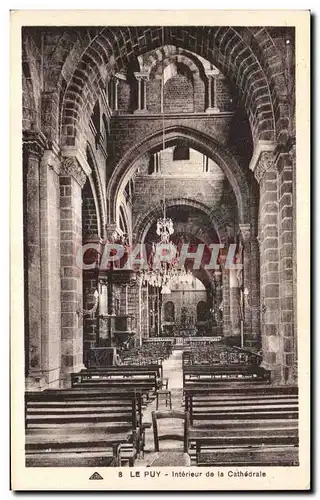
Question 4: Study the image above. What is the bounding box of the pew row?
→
[183,365,271,389]
[71,368,159,404]
[184,385,298,467]
[25,390,146,467]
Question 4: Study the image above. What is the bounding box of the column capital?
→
[106,222,123,243]
[288,142,296,166]
[253,151,275,183]
[23,130,48,157]
[205,69,220,78]
[249,141,276,183]
[239,223,251,242]
[40,141,61,175]
[61,147,92,177]
[60,157,87,188]
[134,71,149,81]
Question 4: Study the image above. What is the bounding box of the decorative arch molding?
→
[133,197,225,244]
[86,143,107,239]
[108,126,251,225]
[82,177,100,239]
[163,301,175,323]
[148,47,204,81]
[22,35,42,132]
[118,202,130,236]
[59,26,291,147]
[197,300,209,322]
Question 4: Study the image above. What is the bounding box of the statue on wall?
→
[235,236,244,290]
[164,301,175,322]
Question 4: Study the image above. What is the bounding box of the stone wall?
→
[40,160,61,387]
[21,26,296,387]
[59,159,85,384]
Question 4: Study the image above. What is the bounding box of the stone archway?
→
[107,126,252,226]
[59,27,290,149]
[133,197,225,244]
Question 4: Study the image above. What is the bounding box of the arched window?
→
[119,204,128,234]
[148,155,155,174]
[164,301,175,322]
[102,113,109,148]
[92,101,101,136]
[173,145,190,161]
[197,301,208,322]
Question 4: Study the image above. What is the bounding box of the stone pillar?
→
[222,266,231,337]
[98,278,109,347]
[39,144,62,388]
[250,236,261,345]
[160,78,164,113]
[114,79,119,112]
[205,69,220,114]
[239,224,251,345]
[23,131,47,390]
[134,72,149,114]
[145,285,149,337]
[213,269,223,332]
[138,277,142,346]
[276,146,296,383]
[229,269,241,343]
[82,273,99,352]
[253,149,281,382]
[124,284,129,315]
[137,77,141,110]
[60,157,87,386]
[82,235,101,354]
[238,223,261,349]
[290,145,298,383]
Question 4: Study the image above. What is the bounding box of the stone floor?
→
[135,349,186,466]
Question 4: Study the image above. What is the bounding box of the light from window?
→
[173,145,190,161]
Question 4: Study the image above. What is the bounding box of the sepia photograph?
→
[10,9,310,491]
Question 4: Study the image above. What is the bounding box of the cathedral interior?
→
[23,26,298,467]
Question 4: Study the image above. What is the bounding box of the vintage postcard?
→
[10,9,310,491]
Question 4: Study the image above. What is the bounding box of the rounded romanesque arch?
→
[133,197,224,244]
[163,301,175,323]
[147,45,206,81]
[22,25,297,389]
[197,300,209,322]
[118,203,130,236]
[107,126,252,225]
[59,27,290,149]
[86,143,107,239]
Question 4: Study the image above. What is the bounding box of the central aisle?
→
[136,349,185,464]
[163,348,183,389]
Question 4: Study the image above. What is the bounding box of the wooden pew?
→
[195,443,299,467]
[183,365,271,389]
[121,341,172,366]
[184,385,298,410]
[71,369,158,404]
[25,390,143,467]
[184,385,298,467]
[117,364,163,379]
[76,364,163,380]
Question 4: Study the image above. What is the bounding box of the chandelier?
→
[140,216,188,294]
[139,27,187,295]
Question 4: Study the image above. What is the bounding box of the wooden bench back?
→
[185,385,298,422]
[183,365,271,388]
[25,389,142,467]
[185,385,299,467]
[70,370,158,394]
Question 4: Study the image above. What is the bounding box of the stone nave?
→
[22,25,298,467]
